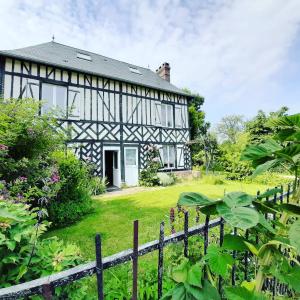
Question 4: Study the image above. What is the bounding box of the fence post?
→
[280,185,284,204]
[132,220,139,300]
[287,184,291,203]
[95,234,104,300]
[184,211,189,258]
[42,284,52,300]
[204,215,210,255]
[231,227,237,286]
[218,218,224,293]
[158,221,165,299]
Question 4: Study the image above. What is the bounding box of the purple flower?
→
[50,171,60,183]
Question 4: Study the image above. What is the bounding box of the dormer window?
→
[129,66,142,75]
[77,53,92,61]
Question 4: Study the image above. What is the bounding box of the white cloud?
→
[0,0,299,123]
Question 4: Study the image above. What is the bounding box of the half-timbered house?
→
[0,42,192,187]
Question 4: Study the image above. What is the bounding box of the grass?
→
[46,178,271,260]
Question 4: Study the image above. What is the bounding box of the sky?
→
[0,0,299,125]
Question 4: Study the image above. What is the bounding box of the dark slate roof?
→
[0,42,189,96]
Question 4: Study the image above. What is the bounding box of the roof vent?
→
[77,53,92,61]
[129,66,142,75]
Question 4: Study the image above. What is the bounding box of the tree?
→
[183,89,210,166]
[245,106,289,144]
[216,115,244,144]
[192,131,219,173]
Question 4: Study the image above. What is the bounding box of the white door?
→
[113,151,120,188]
[103,146,121,188]
[125,147,139,186]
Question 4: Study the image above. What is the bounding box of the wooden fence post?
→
[158,221,165,299]
[132,220,139,300]
[95,234,104,300]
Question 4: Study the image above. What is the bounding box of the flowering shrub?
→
[48,151,93,227]
[139,145,161,186]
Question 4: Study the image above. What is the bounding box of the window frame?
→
[160,145,176,169]
[161,103,174,128]
[41,82,68,116]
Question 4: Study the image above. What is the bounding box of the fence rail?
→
[0,182,297,299]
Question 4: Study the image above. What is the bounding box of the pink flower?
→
[18,176,27,182]
[0,144,8,151]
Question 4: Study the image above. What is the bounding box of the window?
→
[161,104,174,127]
[161,145,175,168]
[175,106,182,128]
[125,148,137,166]
[42,83,67,114]
[129,67,142,75]
[77,53,92,61]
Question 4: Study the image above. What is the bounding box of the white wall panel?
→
[4,74,11,99]
[5,58,12,72]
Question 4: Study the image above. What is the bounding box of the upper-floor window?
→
[161,103,173,127]
[41,83,67,115]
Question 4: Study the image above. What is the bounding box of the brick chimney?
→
[156,62,170,82]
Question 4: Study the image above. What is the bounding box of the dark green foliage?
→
[48,151,93,227]
[182,89,210,166]
[245,106,289,144]
[139,145,161,186]
[217,133,252,180]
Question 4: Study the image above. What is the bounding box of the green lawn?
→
[46,179,270,260]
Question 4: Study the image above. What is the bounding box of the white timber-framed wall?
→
[0,56,192,186]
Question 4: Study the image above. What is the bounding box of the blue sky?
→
[0,0,299,125]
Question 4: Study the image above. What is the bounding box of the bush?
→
[201,174,225,185]
[0,199,87,298]
[158,173,176,186]
[48,151,93,227]
[139,145,161,187]
[90,176,106,195]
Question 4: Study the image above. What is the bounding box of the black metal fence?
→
[0,182,297,300]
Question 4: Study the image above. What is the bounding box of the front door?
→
[104,149,121,188]
[124,147,138,186]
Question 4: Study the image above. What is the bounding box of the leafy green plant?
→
[0,199,87,298]
[89,176,107,195]
[161,258,220,300]
[163,113,300,299]
[158,173,176,186]
[48,151,93,227]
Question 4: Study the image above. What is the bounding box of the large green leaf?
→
[0,208,21,222]
[280,203,300,215]
[223,192,254,208]
[268,113,300,128]
[256,187,283,200]
[241,139,282,162]
[204,245,234,277]
[172,259,189,283]
[217,203,259,230]
[187,263,202,288]
[258,213,276,234]
[224,286,267,300]
[222,234,248,251]
[178,192,215,207]
[197,280,221,300]
[289,220,300,254]
[252,159,282,177]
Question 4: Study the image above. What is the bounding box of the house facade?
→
[0,42,192,187]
